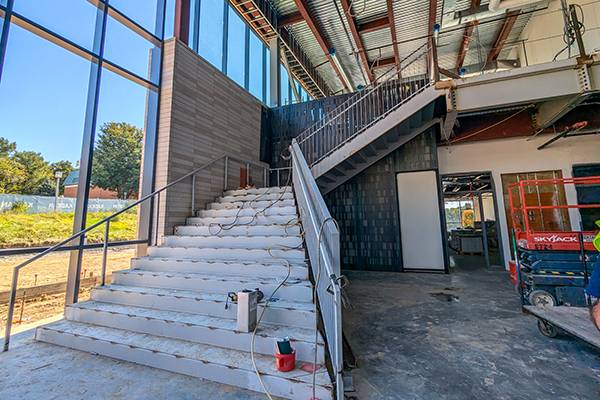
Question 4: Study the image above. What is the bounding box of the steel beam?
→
[450,58,600,113]
[279,12,303,27]
[385,0,400,73]
[358,16,389,34]
[341,0,373,83]
[455,21,478,72]
[485,10,518,68]
[427,0,438,76]
[293,0,350,91]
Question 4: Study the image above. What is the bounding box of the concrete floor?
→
[2,265,599,399]
[343,267,600,400]
[0,331,269,400]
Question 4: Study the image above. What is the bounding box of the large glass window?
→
[226,6,245,86]
[110,0,161,36]
[104,14,160,83]
[199,0,224,69]
[12,0,100,51]
[280,63,290,106]
[248,30,263,99]
[265,47,271,105]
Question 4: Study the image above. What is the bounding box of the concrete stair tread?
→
[38,320,331,388]
[147,246,306,262]
[70,301,323,344]
[174,224,301,237]
[133,256,308,269]
[162,235,303,249]
[97,285,316,310]
[208,199,295,210]
[223,186,291,196]
[117,268,311,288]
[199,206,296,218]
[217,193,294,203]
[186,215,298,226]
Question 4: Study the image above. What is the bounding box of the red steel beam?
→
[358,17,390,34]
[341,0,373,83]
[486,10,519,67]
[427,0,438,70]
[174,0,190,45]
[385,0,400,73]
[279,12,303,27]
[455,21,478,72]
[293,0,350,91]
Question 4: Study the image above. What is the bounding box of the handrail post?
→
[155,192,161,246]
[246,162,250,187]
[263,168,268,187]
[224,156,229,191]
[101,220,110,286]
[3,268,19,352]
[191,174,196,216]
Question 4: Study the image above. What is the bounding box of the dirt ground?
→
[0,246,136,330]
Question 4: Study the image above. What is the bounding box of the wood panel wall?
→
[155,38,267,238]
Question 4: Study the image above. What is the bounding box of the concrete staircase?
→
[35,186,332,400]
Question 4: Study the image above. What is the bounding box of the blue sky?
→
[0,1,164,163]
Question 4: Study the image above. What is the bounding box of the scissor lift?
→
[509,176,600,307]
[509,176,600,343]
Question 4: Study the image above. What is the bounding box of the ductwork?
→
[488,0,545,11]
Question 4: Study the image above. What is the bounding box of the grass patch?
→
[0,210,137,249]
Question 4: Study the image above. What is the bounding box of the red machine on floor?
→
[508,176,600,307]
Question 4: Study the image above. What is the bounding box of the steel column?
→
[0,0,15,84]
[174,0,190,44]
[268,37,280,107]
[66,2,109,306]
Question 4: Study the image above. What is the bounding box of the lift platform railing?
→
[290,140,344,399]
[508,176,600,252]
[2,154,278,352]
[295,43,433,166]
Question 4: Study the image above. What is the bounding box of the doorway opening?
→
[442,172,504,271]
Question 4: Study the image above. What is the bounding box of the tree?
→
[0,137,16,157]
[0,157,27,194]
[12,151,53,195]
[92,122,143,199]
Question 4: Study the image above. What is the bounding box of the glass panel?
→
[13,0,100,51]
[164,0,175,38]
[265,46,271,105]
[199,0,224,69]
[248,30,262,99]
[226,7,245,86]
[280,63,290,106]
[110,0,160,36]
[87,67,149,243]
[104,14,159,83]
[0,24,88,248]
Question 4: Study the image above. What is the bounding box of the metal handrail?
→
[296,45,432,166]
[294,42,431,146]
[2,153,272,352]
[290,140,343,399]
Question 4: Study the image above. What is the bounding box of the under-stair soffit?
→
[272,0,541,91]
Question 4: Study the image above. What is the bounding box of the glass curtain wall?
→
[0,1,166,320]
[187,0,309,106]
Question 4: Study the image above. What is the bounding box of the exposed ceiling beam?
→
[455,21,478,72]
[427,0,438,69]
[385,0,400,72]
[456,0,482,72]
[341,0,373,83]
[357,17,390,34]
[439,67,461,79]
[373,57,395,67]
[278,12,303,27]
[293,0,351,91]
[486,10,519,68]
